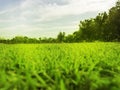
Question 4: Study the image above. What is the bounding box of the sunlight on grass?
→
[0,42,120,90]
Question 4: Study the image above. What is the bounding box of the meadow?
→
[0,42,120,90]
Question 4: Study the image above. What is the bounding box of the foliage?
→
[0,43,120,90]
[57,32,65,43]
[75,0,120,42]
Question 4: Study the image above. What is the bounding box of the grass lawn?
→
[0,42,120,90]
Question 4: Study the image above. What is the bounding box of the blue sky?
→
[0,0,117,38]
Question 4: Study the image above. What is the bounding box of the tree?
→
[0,37,6,43]
[94,12,108,40]
[108,0,120,41]
[78,19,96,41]
[65,34,74,43]
[57,32,65,43]
[11,36,25,43]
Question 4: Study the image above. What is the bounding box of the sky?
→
[0,0,117,38]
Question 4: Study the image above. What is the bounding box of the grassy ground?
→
[0,42,120,90]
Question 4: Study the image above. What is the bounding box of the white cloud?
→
[0,0,117,38]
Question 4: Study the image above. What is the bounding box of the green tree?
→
[11,36,25,43]
[57,32,65,43]
[108,0,120,41]
[79,19,96,41]
[65,34,74,43]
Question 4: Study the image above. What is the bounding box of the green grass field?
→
[0,42,120,90]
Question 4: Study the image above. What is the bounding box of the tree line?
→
[0,0,120,44]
